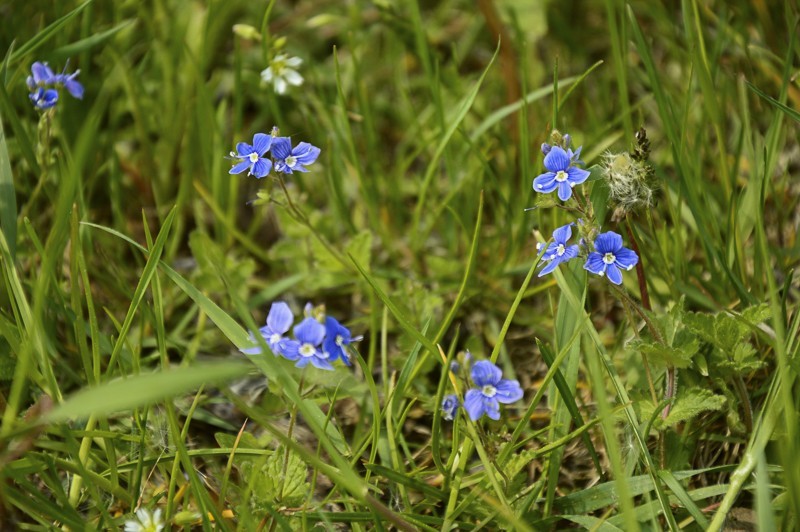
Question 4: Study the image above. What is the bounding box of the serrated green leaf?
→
[629,335,699,369]
[244,446,309,508]
[654,388,726,430]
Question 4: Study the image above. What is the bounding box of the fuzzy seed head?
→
[602,151,655,220]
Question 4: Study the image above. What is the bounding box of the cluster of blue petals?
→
[533,138,589,201]
[241,302,361,371]
[229,131,320,179]
[27,61,84,110]
[537,224,639,285]
[441,360,523,421]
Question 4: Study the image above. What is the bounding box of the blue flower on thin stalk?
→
[463,361,523,421]
[283,317,334,370]
[441,394,459,421]
[229,133,273,178]
[537,223,580,277]
[584,231,639,285]
[271,137,321,174]
[533,146,590,201]
[323,316,362,366]
[240,301,296,357]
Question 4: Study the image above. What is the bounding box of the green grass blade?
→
[0,107,15,259]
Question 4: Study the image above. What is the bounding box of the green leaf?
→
[45,361,251,422]
[243,446,310,508]
[9,0,95,63]
[50,20,136,59]
[640,388,726,430]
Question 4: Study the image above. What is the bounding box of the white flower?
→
[124,508,164,532]
[260,54,304,94]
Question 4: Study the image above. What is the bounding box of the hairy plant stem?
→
[624,216,674,469]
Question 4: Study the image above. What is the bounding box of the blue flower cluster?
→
[534,135,588,201]
[537,224,639,285]
[533,133,639,285]
[229,130,320,179]
[27,61,84,110]
[441,359,523,421]
[241,301,361,371]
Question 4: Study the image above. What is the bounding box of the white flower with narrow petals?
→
[124,508,164,532]
[260,54,304,94]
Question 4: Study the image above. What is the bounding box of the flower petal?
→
[566,166,590,185]
[614,248,639,270]
[309,356,335,371]
[284,69,304,86]
[557,181,573,201]
[543,146,570,172]
[260,67,274,82]
[229,160,251,175]
[464,389,485,420]
[280,340,302,360]
[470,360,502,387]
[285,56,303,68]
[552,223,573,245]
[494,379,523,403]
[293,142,321,165]
[482,397,501,420]
[606,263,623,285]
[271,137,292,160]
[267,302,294,334]
[562,244,580,260]
[533,172,558,193]
[274,77,287,94]
[236,142,254,157]
[294,317,325,346]
[250,158,272,178]
[538,258,560,277]
[31,62,55,84]
[65,79,84,99]
[594,231,623,254]
[252,133,272,155]
[584,252,606,275]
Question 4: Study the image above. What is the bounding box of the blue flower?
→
[26,61,84,107]
[323,316,362,366]
[533,146,590,201]
[441,394,459,421]
[537,223,580,277]
[584,231,639,285]
[271,137,320,174]
[29,87,59,110]
[283,317,333,370]
[463,361,523,421]
[240,301,296,357]
[229,133,273,178]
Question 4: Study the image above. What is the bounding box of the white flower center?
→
[336,334,344,347]
[482,385,497,397]
[556,244,565,256]
[285,155,297,168]
[603,252,616,265]
[555,170,569,182]
[299,343,316,357]
[248,152,260,163]
[269,333,281,345]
